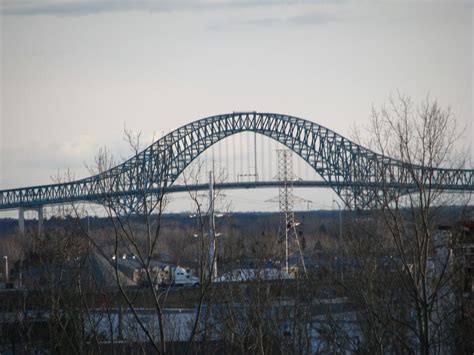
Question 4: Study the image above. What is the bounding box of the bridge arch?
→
[113,111,471,210]
[0,112,472,211]
[156,112,355,201]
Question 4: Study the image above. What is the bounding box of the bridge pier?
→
[37,206,43,236]
[18,207,25,236]
[18,206,44,237]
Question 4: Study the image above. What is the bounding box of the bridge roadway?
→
[0,180,331,210]
[0,179,471,211]
[158,180,473,194]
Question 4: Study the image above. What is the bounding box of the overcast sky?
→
[0,0,472,215]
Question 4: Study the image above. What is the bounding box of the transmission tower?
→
[277,150,307,277]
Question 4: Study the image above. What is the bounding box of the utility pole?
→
[208,171,217,279]
[3,256,8,282]
[86,213,92,288]
[333,199,342,246]
[333,199,343,281]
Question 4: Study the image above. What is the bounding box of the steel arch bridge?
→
[0,112,473,212]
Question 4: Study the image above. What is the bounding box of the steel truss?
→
[277,150,307,276]
[0,112,473,211]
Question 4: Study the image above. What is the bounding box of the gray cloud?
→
[228,11,337,28]
[1,0,343,17]
[2,0,184,16]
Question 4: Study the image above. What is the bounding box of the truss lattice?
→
[277,150,307,276]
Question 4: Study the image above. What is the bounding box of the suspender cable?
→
[225,136,229,180]
[268,137,272,180]
[212,145,215,177]
[297,155,301,180]
[233,134,236,181]
[260,134,265,181]
[254,131,258,182]
[239,134,243,181]
[205,151,208,183]
[247,132,250,179]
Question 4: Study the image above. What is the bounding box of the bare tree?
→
[84,129,172,353]
[344,94,471,354]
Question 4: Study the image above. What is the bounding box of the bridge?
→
[1,112,473,214]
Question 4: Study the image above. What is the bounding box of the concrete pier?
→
[18,206,44,236]
[19,207,25,236]
[37,206,43,235]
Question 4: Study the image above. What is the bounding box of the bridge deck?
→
[0,179,472,210]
